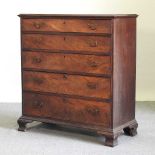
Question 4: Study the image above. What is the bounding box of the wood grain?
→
[112,18,136,128]
[18,14,138,147]
[22,34,112,53]
[22,19,112,34]
[23,92,111,127]
[23,71,111,99]
[22,51,112,75]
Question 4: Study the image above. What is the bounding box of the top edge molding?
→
[18,14,138,19]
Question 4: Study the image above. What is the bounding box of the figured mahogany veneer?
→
[23,71,111,99]
[23,92,111,128]
[22,19,112,34]
[18,14,138,147]
[22,34,112,53]
[22,52,112,76]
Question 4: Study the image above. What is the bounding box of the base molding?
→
[17,115,138,147]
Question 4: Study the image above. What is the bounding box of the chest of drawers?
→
[17,14,138,147]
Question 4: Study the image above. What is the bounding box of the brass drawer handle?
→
[87,23,97,30]
[33,22,41,29]
[88,40,98,47]
[33,101,43,108]
[87,82,97,89]
[33,22,45,29]
[88,61,97,67]
[33,38,42,44]
[62,97,68,103]
[107,66,112,72]
[86,107,100,116]
[32,57,42,63]
[33,78,43,85]
[63,74,67,79]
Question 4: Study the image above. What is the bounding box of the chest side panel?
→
[113,18,136,128]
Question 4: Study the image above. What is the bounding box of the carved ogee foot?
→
[104,135,118,147]
[123,122,138,136]
[17,117,33,132]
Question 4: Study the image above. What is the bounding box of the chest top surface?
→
[18,14,138,18]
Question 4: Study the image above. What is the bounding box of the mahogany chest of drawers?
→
[17,14,138,147]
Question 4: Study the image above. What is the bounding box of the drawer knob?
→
[32,57,42,63]
[33,101,43,108]
[87,23,97,30]
[88,40,98,47]
[87,82,97,89]
[86,107,100,116]
[33,78,43,85]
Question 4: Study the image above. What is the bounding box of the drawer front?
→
[22,19,112,34]
[23,71,111,99]
[23,92,111,127]
[22,52,112,75]
[22,34,112,53]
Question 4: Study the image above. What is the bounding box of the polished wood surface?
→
[23,71,111,99]
[22,19,112,34]
[22,51,112,76]
[23,92,111,127]
[22,34,112,53]
[18,14,138,147]
[19,14,138,18]
[113,18,136,128]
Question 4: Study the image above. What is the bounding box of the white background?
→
[0,0,155,103]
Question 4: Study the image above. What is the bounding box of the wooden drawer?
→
[22,51,112,75]
[23,71,111,99]
[22,34,112,53]
[22,19,112,34]
[23,92,111,127]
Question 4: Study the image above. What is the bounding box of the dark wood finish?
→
[23,92,111,128]
[104,134,118,147]
[23,71,111,99]
[112,18,137,128]
[22,34,112,53]
[18,14,138,18]
[22,19,112,34]
[17,117,33,131]
[22,51,112,76]
[123,122,138,136]
[18,14,138,147]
